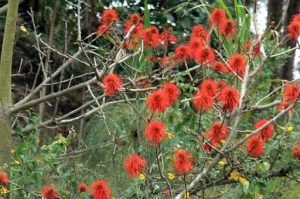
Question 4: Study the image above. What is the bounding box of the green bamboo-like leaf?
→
[216,0,232,19]
[143,0,151,28]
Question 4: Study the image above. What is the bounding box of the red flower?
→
[211,61,228,74]
[91,179,111,199]
[142,26,161,48]
[124,13,143,35]
[203,143,213,152]
[193,92,214,112]
[292,13,300,23]
[227,53,247,78]
[210,8,227,28]
[217,80,227,91]
[188,38,204,58]
[175,45,190,62]
[205,122,229,145]
[243,41,261,57]
[173,150,193,175]
[283,83,300,103]
[219,86,240,111]
[277,100,295,112]
[97,24,110,36]
[101,9,119,25]
[164,188,170,199]
[292,142,300,161]
[145,120,166,146]
[41,185,58,199]
[254,119,274,142]
[199,79,218,97]
[0,172,8,186]
[160,56,176,68]
[195,47,215,64]
[162,83,180,106]
[161,29,178,48]
[220,19,237,38]
[288,21,300,40]
[102,73,123,96]
[124,154,146,178]
[146,90,169,112]
[191,25,210,41]
[78,183,89,192]
[246,135,264,157]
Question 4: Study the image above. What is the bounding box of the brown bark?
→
[267,0,284,28]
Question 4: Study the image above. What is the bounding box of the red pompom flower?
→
[124,13,143,35]
[175,45,190,62]
[102,73,123,96]
[199,79,218,97]
[254,119,274,142]
[283,83,300,103]
[195,47,215,64]
[219,86,240,111]
[292,142,300,161]
[41,185,58,199]
[246,135,264,157]
[101,9,119,26]
[91,179,111,199]
[220,19,237,38]
[210,8,227,28]
[188,38,204,58]
[161,29,178,48]
[124,154,146,178]
[211,61,228,74]
[173,150,193,175]
[0,172,8,186]
[205,122,229,145]
[142,26,161,48]
[162,83,180,106]
[146,90,169,112]
[191,25,210,41]
[193,92,214,112]
[227,53,247,78]
[288,20,300,40]
[78,183,89,193]
[145,120,166,146]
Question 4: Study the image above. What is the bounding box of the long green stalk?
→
[0,0,20,173]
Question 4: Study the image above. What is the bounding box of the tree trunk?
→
[0,0,20,173]
[267,0,284,28]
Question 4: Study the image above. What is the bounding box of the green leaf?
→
[216,0,232,19]
[143,0,151,28]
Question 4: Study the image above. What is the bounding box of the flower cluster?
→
[193,79,240,113]
[41,179,111,199]
[146,82,180,113]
